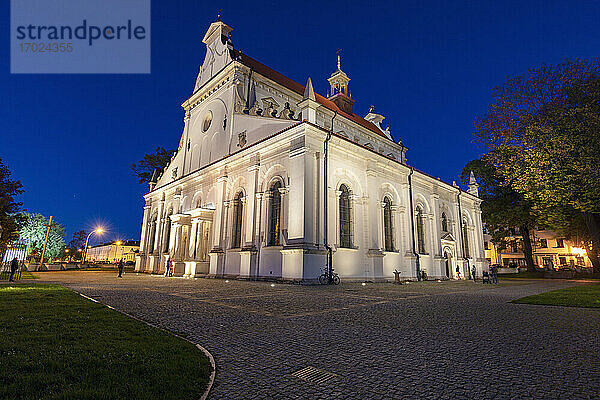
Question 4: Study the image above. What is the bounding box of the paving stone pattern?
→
[39,272,600,399]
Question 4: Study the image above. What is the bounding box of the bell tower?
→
[327,51,355,114]
[193,13,234,92]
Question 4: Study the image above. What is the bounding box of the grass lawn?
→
[512,283,600,308]
[0,283,212,400]
[501,271,600,280]
[499,271,546,279]
[20,271,38,279]
[0,271,38,280]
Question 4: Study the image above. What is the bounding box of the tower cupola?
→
[327,52,355,114]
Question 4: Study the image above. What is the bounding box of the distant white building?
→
[135,19,486,282]
[86,240,139,264]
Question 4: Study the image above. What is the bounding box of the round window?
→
[202,111,213,132]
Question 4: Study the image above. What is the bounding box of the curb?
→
[71,289,216,400]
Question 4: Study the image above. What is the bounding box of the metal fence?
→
[0,261,23,281]
[1,241,27,263]
[0,241,28,281]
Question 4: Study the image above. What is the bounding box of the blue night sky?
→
[1,1,599,245]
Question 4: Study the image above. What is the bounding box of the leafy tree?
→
[460,158,537,271]
[0,157,24,258]
[67,230,87,260]
[131,147,176,184]
[0,158,23,260]
[474,58,600,272]
[20,213,66,262]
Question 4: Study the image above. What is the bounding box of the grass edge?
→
[70,287,216,400]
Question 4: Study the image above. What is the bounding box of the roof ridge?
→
[233,49,393,141]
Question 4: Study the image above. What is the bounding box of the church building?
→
[135,19,487,283]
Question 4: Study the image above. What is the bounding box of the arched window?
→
[383,197,394,252]
[267,181,282,245]
[231,192,244,248]
[462,219,470,258]
[148,214,158,254]
[441,212,448,233]
[416,206,426,254]
[163,210,172,253]
[339,184,352,248]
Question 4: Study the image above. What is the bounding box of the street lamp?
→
[112,241,122,264]
[82,228,104,267]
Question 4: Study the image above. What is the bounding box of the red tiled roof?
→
[232,49,392,141]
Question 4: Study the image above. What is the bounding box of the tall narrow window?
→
[462,220,470,258]
[231,192,243,248]
[416,207,426,254]
[163,211,172,253]
[383,197,394,252]
[339,184,352,248]
[149,215,158,254]
[441,212,448,233]
[268,181,282,245]
[510,240,518,253]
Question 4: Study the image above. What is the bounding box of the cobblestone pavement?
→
[37,272,600,399]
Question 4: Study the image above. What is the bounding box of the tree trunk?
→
[520,224,536,272]
[583,212,600,273]
[582,241,599,273]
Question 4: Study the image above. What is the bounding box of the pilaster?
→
[136,202,152,272]
[366,167,380,251]
[245,156,260,246]
[211,169,228,251]
[209,170,228,276]
[288,136,316,244]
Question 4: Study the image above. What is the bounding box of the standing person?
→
[164,259,171,277]
[9,257,18,282]
[471,265,477,282]
[491,265,498,284]
[455,265,461,280]
[117,259,124,278]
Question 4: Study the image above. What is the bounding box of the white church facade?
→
[135,19,487,283]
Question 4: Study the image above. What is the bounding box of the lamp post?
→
[82,228,104,267]
[112,241,122,264]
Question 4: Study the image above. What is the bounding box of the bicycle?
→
[318,266,340,285]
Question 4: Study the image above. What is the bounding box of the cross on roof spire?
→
[336,48,342,70]
[216,9,222,21]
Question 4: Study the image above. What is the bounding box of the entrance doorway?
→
[444,251,451,278]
